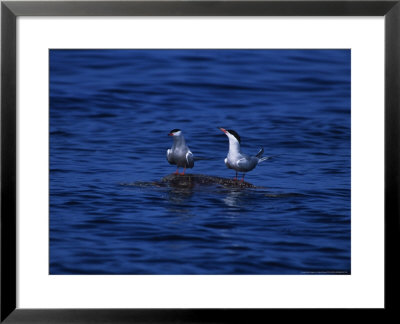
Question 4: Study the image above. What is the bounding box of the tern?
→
[167,129,194,175]
[219,127,270,181]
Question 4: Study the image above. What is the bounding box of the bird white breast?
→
[224,157,234,169]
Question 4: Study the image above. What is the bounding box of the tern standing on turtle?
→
[219,127,270,181]
[167,129,194,175]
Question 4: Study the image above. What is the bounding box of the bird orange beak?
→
[219,127,227,133]
[168,133,173,136]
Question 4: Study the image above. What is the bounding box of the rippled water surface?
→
[50,49,351,274]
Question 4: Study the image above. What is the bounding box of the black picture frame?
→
[1,0,399,322]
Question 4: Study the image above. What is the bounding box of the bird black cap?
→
[227,129,241,143]
[169,129,181,133]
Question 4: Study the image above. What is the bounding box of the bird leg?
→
[234,171,238,181]
[174,168,179,175]
[180,167,186,175]
[241,174,245,182]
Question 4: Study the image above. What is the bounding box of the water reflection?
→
[165,186,194,205]
[222,189,244,208]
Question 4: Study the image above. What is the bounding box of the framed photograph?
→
[1,0,399,322]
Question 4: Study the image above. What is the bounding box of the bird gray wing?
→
[236,157,249,169]
[237,156,258,171]
[186,150,194,168]
[167,149,174,164]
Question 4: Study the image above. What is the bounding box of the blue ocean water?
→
[49,49,351,274]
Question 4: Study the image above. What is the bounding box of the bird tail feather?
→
[258,156,270,163]
[258,154,281,164]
